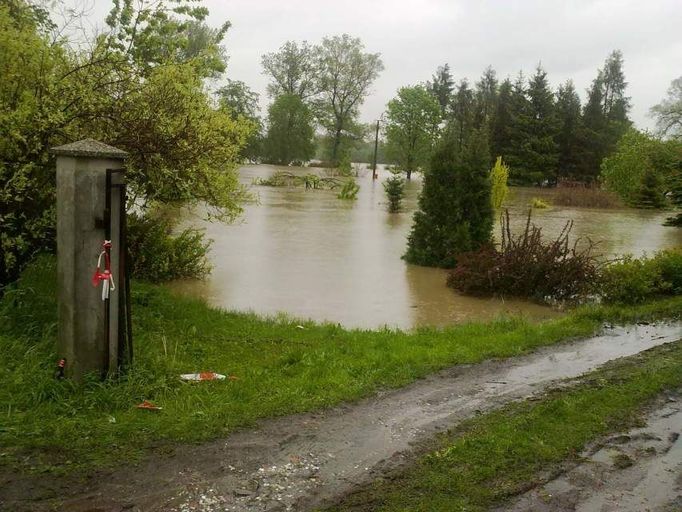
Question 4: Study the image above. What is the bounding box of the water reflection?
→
[170,165,682,330]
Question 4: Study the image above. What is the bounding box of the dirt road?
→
[2,322,680,512]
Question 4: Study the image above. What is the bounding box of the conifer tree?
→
[404,129,493,268]
[428,64,455,116]
[521,65,560,184]
[490,78,514,165]
[635,166,666,209]
[451,79,476,151]
[555,80,583,180]
[474,66,498,129]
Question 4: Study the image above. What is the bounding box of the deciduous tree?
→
[264,94,315,165]
[314,34,383,162]
[385,85,442,180]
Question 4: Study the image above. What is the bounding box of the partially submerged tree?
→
[315,34,384,162]
[404,129,493,268]
[385,85,442,180]
[264,94,315,165]
[383,172,406,213]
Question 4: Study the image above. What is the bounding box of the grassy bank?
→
[1,256,682,474]
[329,340,682,512]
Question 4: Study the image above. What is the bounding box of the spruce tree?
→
[635,166,666,209]
[428,64,455,116]
[474,66,498,129]
[521,65,560,184]
[451,79,476,151]
[490,78,514,165]
[555,80,583,180]
[404,129,493,268]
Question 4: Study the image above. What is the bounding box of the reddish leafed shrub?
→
[447,210,602,302]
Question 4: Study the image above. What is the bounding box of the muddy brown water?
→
[170,165,682,330]
[6,323,679,511]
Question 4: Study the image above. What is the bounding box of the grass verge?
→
[328,340,682,512]
[1,255,682,474]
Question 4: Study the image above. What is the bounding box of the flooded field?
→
[171,165,682,329]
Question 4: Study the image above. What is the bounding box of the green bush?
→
[383,172,406,212]
[127,211,212,282]
[601,250,682,304]
[337,179,360,200]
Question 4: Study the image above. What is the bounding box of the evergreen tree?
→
[474,66,498,129]
[555,80,583,180]
[577,74,608,181]
[577,51,631,180]
[450,79,476,151]
[522,65,559,184]
[635,166,666,209]
[403,129,493,268]
[427,63,455,116]
[503,72,532,181]
[490,78,513,165]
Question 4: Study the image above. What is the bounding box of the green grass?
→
[1,255,682,474]
[329,340,682,512]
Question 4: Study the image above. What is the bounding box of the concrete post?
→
[51,139,128,381]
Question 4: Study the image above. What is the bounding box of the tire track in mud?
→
[3,322,681,512]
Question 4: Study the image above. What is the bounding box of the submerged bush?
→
[337,178,360,200]
[447,210,601,302]
[601,250,682,304]
[127,211,212,282]
[530,197,550,209]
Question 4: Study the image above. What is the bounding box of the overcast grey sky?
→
[70,0,681,130]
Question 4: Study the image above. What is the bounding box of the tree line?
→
[221,38,384,167]
[385,52,632,185]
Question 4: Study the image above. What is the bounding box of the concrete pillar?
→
[51,139,128,381]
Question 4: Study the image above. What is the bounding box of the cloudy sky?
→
[69,0,681,130]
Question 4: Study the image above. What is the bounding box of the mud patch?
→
[499,395,682,512]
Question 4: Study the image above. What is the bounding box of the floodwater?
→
[171,165,682,330]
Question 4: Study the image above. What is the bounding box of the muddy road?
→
[2,323,681,512]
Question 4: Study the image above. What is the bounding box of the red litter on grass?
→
[136,400,162,411]
[180,372,227,381]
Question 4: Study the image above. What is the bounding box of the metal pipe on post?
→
[372,119,380,180]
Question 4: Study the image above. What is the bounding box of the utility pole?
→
[371,119,380,180]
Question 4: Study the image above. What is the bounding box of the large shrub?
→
[0,0,251,288]
[447,210,601,302]
[600,250,682,304]
[404,129,493,268]
[127,212,212,282]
